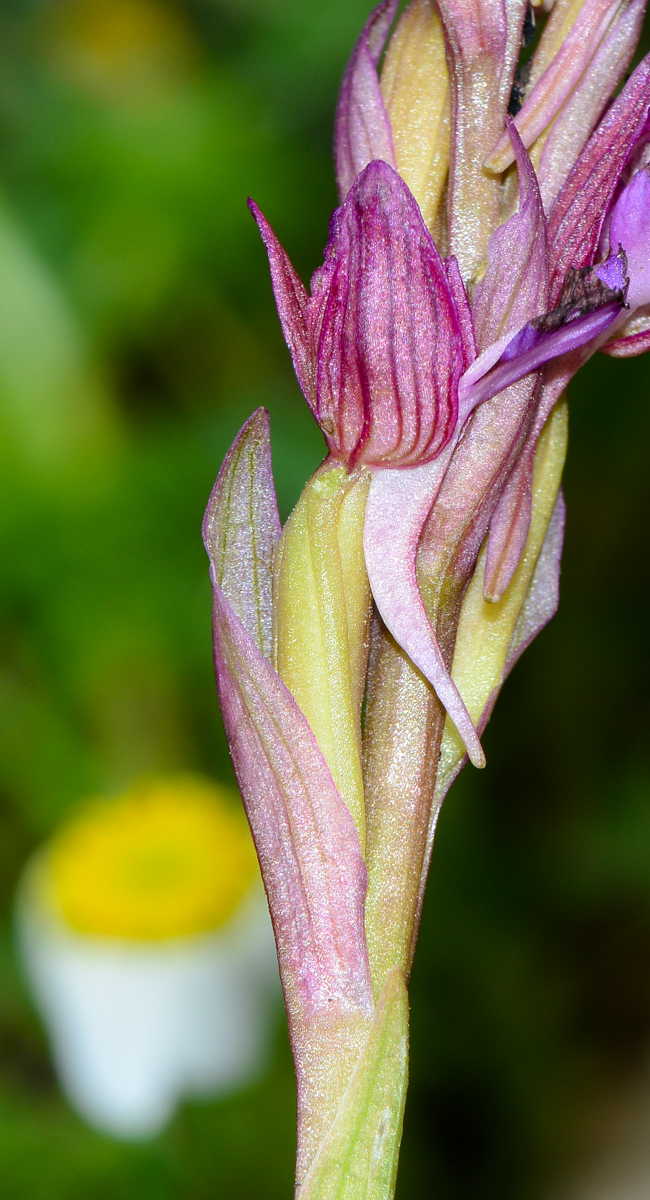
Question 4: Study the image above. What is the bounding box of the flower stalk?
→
[204,1,650,1194]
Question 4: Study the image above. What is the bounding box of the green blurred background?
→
[0,1,649,1196]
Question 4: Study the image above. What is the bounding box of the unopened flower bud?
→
[379,0,450,231]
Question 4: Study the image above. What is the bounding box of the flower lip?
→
[507,249,629,353]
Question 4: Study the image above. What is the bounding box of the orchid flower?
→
[251,132,627,768]
[204,2,650,1196]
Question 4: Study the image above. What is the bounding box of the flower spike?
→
[207,6,650,1195]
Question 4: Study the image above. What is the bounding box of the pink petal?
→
[464,246,629,414]
[310,161,463,467]
[363,459,486,768]
[608,166,650,310]
[473,118,549,351]
[334,0,399,202]
[547,54,650,304]
[489,0,624,171]
[484,447,534,603]
[248,200,316,412]
[537,0,645,212]
[444,255,477,368]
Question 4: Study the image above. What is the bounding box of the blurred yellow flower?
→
[43,0,198,100]
[40,775,258,939]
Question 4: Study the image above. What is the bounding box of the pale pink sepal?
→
[248,202,316,412]
[504,488,566,673]
[489,0,624,170]
[363,459,486,769]
[428,489,565,818]
[445,256,477,369]
[483,447,534,603]
[204,414,373,1030]
[602,318,650,358]
[334,0,399,202]
[537,0,644,212]
[202,408,280,659]
[211,589,373,1021]
[473,119,549,351]
[548,54,650,303]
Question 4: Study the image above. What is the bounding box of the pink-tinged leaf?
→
[489,0,624,171]
[364,459,486,768]
[505,488,566,674]
[547,55,650,304]
[484,447,534,603]
[538,0,645,212]
[211,589,373,1021]
[204,415,372,1025]
[205,418,374,1178]
[473,119,549,351]
[310,161,463,467]
[212,589,374,1178]
[334,0,399,202]
[444,255,477,369]
[248,201,316,412]
[202,409,280,659]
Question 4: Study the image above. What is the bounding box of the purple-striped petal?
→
[363,457,486,768]
[444,255,477,369]
[537,0,645,212]
[248,201,316,412]
[547,54,650,303]
[334,0,399,202]
[488,0,624,171]
[310,161,463,467]
[472,118,549,351]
